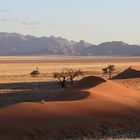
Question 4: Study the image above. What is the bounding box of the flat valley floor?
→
[0,56,140,82]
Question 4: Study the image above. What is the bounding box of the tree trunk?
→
[109,71,111,79]
[61,79,66,88]
[70,79,74,84]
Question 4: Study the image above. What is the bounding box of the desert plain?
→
[0,56,140,140]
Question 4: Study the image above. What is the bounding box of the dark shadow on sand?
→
[0,81,90,108]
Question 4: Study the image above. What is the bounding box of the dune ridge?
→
[113,65,140,79]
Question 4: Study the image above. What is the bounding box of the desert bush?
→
[30,67,40,77]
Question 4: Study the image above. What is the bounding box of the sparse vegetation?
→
[68,69,84,84]
[102,65,116,79]
[26,127,45,139]
[30,67,40,77]
[54,68,83,88]
[54,68,69,88]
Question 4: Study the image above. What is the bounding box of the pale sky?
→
[0,0,140,44]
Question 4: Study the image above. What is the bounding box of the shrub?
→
[30,67,40,77]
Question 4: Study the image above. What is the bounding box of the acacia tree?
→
[54,68,83,88]
[54,68,69,88]
[68,69,83,84]
[102,65,115,79]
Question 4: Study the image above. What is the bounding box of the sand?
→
[0,72,140,139]
[113,66,140,79]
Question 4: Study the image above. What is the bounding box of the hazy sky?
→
[0,0,140,44]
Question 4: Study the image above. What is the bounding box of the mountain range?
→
[0,32,140,56]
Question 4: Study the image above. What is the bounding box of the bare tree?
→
[102,65,115,79]
[54,68,69,88]
[30,67,40,77]
[54,68,83,88]
[68,69,83,84]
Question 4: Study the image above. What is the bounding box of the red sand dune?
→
[75,76,106,89]
[113,65,140,79]
[0,75,140,139]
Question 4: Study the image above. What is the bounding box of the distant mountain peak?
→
[77,40,92,46]
[99,41,129,46]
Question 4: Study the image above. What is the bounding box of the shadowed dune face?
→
[113,66,140,79]
[47,89,90,102]
[75,76,106,89]
[0,90,90,108]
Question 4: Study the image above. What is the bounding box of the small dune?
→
[75,76,106,89]
[113,65,140,79]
